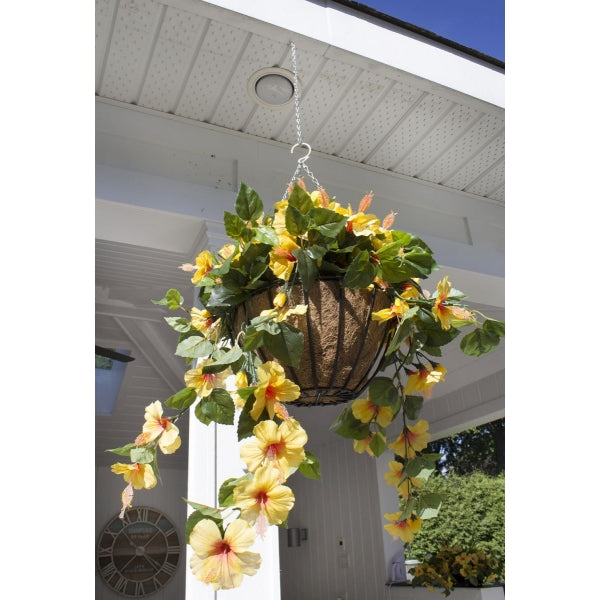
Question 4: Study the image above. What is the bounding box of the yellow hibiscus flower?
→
[240,419,307,481]
[111,462,157,490]
[259,292,308,323]
[190,307,221,341]
[228,371,249,408]
[372,297,410,322]
[233,465,295,536]
[184,358,232,398]
[190,250,213,285]
[251,361,300,420]
[189,518,261,590]
[351,397,394,427]
[404,364,447,398]
[388,419,431,459]
[134,400,181,454]
[353,432,385,456]
[432,276,475,330]
[383,460,422,499]
[269,234,300,281]
[384,512,423,543]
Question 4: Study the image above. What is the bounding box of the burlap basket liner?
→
[234,277,391,406]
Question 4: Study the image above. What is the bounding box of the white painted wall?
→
[95,465,189,600]
[278,436,388,600]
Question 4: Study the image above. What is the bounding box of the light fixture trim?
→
[247,67,298,109]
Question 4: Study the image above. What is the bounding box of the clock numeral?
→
[98,546,113,557]
[161,559,178,576]
[138,507,149,523]
[101,562,117,580]
[113,575,128,593]
[135,581,145,596]
[167,544,181,554]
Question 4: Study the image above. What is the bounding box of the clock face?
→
[97,506,181,597]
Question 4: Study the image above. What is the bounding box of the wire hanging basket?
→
[234,276,392,405]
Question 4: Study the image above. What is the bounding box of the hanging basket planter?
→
[234,277,392,406]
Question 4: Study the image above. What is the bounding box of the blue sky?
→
[357,0,505,61]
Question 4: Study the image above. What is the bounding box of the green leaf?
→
[105,443,136,457]
[386,315,417,356]
[224,211,247,238]
[220,268,249,292]
[164,316,192,333]
[175,336,214,359]
[263,322,304,368]
[286,204,308,236]
[235,182,263,221]
[330,406,370,440]
[218,474,252,507]
[201,346,243,373]
[253,225,279,246]
[242,326,265,352]
[152,288,183,310]
[130,447,154,464]
[288,183,313,214]
[417,492,443,520]
[368,377,398,407]
[165,386,198,410]
[196,389,235,425]
[298,450,321,480]
[343,250,376,288]
[460,328,501,356]
[293,248,318,290]
[403,395,423,420]
[483,318,505,338]
[309,207,346,238]
[184,506,223,542]
[369,432,387,456]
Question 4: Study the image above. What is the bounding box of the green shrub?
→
[408,470,505,579]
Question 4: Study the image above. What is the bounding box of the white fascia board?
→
[184,0,504,108]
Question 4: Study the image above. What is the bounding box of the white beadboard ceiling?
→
[95,0,505,468]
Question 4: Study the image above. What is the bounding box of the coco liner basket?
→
[234,276,392,406]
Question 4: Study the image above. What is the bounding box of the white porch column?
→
[186,412,281,599]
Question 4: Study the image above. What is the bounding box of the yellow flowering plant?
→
[409,546,502,597]
[107,180,504,590]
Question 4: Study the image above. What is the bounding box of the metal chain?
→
[285,41,322,197]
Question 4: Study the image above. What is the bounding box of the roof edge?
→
[321,0,505,70]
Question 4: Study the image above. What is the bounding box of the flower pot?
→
[234,277,391,405]
[404,559,420,582]
[385,584,504,599]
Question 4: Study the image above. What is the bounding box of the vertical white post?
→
[186,410,281,599]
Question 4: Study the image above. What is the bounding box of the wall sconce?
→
[287,528,308,547]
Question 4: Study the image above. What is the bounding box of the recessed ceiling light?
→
[248,67,298,109]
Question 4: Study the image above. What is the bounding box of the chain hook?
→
[290,142,312,165]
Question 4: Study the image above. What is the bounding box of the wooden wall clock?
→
[97,506,182,597]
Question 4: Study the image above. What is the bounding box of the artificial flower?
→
[135,400,181,454]
[184,358,232,398]
[119,483,134,518]
[404,364,447,398]
[190,307,221,341]
[388,419,431,459]
[269,234,299,281]
[351,397,394,427]
[240,418,307,480]
[233,465,295,536]
[228,371,249,408]
[383,460,422,499]
[432,276,474,330]
[189,518,261,590]
[400,279,421,300]
[384,512,422,542]
[353,432,385,456]
[190,250,213,285]
[372,297,410,322]
[251,361,300,420]
[259,293,308,323]
[111,462,157,490]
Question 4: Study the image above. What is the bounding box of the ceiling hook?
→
[290,142,311,164]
